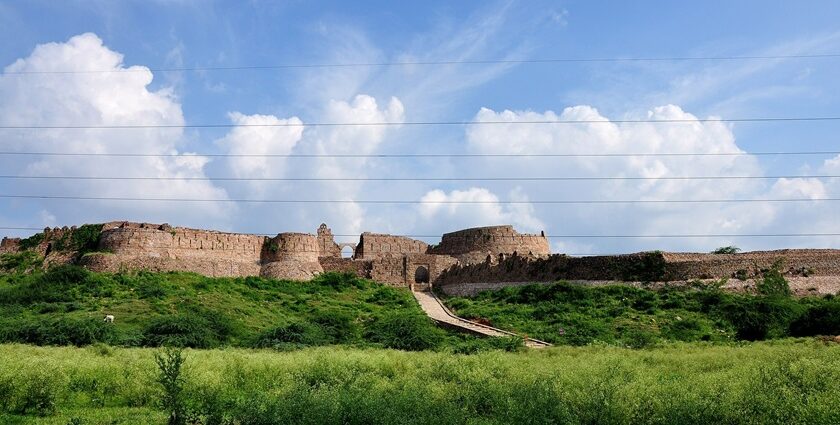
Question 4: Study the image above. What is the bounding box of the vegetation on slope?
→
[0,256,518,352]
[0,340,839,424]
[443,280,840,347]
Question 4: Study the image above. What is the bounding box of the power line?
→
[1,194,838,204]
[4,52,840,75]
[0,226,837,239]
[1,174,838,182]
[0,150,838,158]
[1,116,839,129]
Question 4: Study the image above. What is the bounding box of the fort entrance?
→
[414,265,430,284]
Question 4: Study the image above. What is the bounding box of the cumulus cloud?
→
[0,33,230,227]
[464,104,783,252]
[418,187,544,233]
[216,112,304,185]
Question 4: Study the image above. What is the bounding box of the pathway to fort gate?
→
[412,289,552,349]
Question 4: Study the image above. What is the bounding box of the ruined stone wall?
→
[368,253,459,287]
[436,249,840,289]
[83,222,265,277]
[0,237,20,254]
[429,225,550,264]
[260,233,323,280]
[316,223,341,258]
[355,233,428,260]
[319,256,372,277]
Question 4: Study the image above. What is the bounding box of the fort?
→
[2,221,840,295]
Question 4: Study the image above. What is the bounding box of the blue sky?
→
[1,0,839,254]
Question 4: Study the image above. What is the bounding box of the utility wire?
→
[1,174,838,182]
[4,53,840,75]
[1,194,838,204]
[1,116,839,129]
[0,226,837,239]
[0,150,838,158]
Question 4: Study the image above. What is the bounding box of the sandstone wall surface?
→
[86,222,265,277]
[429,225,550,264]
[355,233,428,260]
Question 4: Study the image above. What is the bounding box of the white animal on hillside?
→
[103,315,115,323]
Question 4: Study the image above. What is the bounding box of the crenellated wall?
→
[354,233,428,260]
[84,222,264,277]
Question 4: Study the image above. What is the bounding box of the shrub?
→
[366,311,443,351]
[756,266,791,297]
[623,251,669,282]
[0,251,43,273]
[18,232,45,250]
[0,316,114,346]
[155,347,187,425]
[712,246,741,254]
[311,309,360,343]
[789,301,840,336]
[312,271,367,290]
[251,321,328,349]
[143,315,220,349]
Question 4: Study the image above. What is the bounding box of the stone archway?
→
[414,265,430,284]
[338,243,356,259]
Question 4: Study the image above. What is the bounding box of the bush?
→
[712,246,741,254]
[366,311,443,351]
[311,309,360,343]
[155,347,187,425]
[756,267,791,297]
[143,314,221,349]
[790,301,840,336]
[716,297,803,340]
[0,316,115,346]
[0,251,43,273]
[251,321,328,349]
[18,232,44,250]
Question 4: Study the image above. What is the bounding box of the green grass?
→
[0,265,521,352]
[0,340,838,424]
[442,281,840,347]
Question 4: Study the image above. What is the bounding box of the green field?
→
[1,340,839,424]
[2,253,840,423]
[0,258,516,352]
[442,281,840,347]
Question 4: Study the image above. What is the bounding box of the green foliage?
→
[366,310,444,351]
[143,308,238,349]
[154,347,186,425]
[1,342,840,423]
[0,251,43,273]
[756,266,791,297]
[790,299,840,336]
[18,232,44,250]
[0,316,115,346]
[444,280,838,346]
[623,251,669,282]
[712,246,741,254]
[252,321,329,349]
[68,224,104,254]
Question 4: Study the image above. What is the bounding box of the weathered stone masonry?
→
[4,221,839,293]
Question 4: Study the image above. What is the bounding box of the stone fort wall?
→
[83,222,265,277]
[436,249,840,294]
[354,233,428,260]
[429,225,550,264]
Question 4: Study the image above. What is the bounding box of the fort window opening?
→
[414,265,430,283]
[341,245,354,258]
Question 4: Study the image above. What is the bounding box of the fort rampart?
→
[4,221,839,294]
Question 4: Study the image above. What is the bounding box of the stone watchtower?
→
[316,223,341,258]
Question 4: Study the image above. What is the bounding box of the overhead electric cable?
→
[1,116,839,129]
[1,174,838,182]
[4,52,840,75]
[1,150,838,158]
[0,194,837,204]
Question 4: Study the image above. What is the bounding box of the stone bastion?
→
[3,221,839,294]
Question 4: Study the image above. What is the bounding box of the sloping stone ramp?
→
[412,290,552,349]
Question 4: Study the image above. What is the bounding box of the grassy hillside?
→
[0,340,838,424]
[0,253,519,352]
[443,281,840,347]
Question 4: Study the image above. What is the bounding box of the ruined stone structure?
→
[0,222,549,286]
[4,221,839,295]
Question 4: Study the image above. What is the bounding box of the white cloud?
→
[418,187,544,233]
[216,112,304,181]
[0,33,231,227]
[464,104,786,252]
